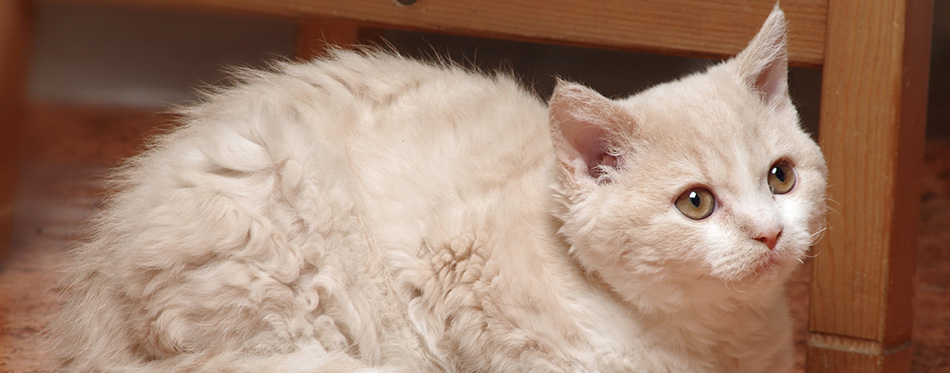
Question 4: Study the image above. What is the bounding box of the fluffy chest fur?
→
[49,6,825,373]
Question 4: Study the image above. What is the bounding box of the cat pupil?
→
[772,166,786,182]
[690,192,701,207]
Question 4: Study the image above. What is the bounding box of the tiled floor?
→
[1,104,948,372]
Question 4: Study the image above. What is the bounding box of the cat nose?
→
[755,227,783,250]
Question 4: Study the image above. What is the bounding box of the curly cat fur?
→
[49,7,826,372]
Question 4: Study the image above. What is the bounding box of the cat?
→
[48,6,826,372]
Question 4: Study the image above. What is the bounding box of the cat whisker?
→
[823,196,842,216]
[721,279,743,293]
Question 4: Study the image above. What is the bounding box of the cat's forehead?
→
[616,70,799,185]
[625,69,769,138]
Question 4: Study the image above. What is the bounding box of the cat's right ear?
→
[549,81,632,187]
[733,5,791,110]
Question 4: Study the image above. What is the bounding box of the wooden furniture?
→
[808,2,932,370]
[2,0,933,371]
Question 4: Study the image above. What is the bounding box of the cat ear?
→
[733,5,790,108]
[549,80,632,186]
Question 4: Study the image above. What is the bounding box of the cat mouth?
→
[755,255,781,273]
[749,252,787,279]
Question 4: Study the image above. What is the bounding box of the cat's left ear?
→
[733,5,791,109]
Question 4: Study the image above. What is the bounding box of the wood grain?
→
[0,0,31,259]
[808,0,933,371]
[83,0,827,66]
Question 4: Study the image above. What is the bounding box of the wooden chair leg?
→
[0,0,31,260]
[808,0,933,371]
[295,17,382,61]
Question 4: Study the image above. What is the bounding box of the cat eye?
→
[675,187,716,220]
[768,161,797,194]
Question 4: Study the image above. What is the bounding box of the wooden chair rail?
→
[86,0,828,66]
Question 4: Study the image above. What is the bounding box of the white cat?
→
[49,6,826,372]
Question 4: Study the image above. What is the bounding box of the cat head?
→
[550,6,827,308]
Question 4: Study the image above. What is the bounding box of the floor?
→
[1,104,948,372]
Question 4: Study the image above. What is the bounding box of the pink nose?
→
[755,228,783,250]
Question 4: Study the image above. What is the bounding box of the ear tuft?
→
[549,81,630,185]
[734,5,790,107]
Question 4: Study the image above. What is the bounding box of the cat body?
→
[50,7,826,372]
